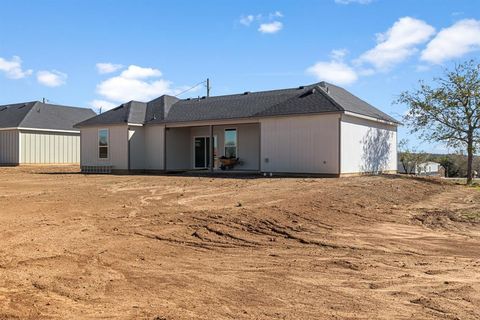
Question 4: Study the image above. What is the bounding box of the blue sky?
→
[1,0,480,153]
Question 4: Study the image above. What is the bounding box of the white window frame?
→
[224,128,238,158]
[98,128,109,160]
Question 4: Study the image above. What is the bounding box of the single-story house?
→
[398,161,445,177]
[417,161,445,176]
[0,101,95,165]
[75,82,399,175]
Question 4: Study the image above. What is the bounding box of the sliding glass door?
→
[194,136,216,169]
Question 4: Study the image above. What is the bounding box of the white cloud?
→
[356,17,435,71]
[334,0,373,4]
[36,70,67,87]
[239,11,284,34]
[258,21,283,34]
[120,65,162,79]
[96,64,185,102]
[0,56,33,79]
[307,62,358,86]
[96,62,123,74]
[307,49,358,85]
[269,11,283,18]
[330,49,349,61]
[90,99,118,112]
[240,15,255,26]
[421,19,480,64]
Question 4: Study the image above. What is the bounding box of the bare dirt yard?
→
[0,167,479,320]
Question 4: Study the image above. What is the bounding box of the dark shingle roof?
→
[75,101,147,127]
[0,101,96,131]
[322,83,398,123]
[75,82,399,127]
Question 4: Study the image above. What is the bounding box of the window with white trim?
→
[98,129,109,159]
[224,129,237,158]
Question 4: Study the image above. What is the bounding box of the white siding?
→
[80,125,128,169]
[19,130,80,164]
[340,115,397,174]
[0,130,19,164]
[144,125,165,170]
[260,114,340,174]
[128,126,145,170]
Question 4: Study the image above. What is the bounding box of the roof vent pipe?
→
[318,82,329,94]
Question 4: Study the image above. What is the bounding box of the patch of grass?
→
[459,210,480,221]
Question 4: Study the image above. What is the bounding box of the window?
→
[224,129,237,158]
[98,129,109,159]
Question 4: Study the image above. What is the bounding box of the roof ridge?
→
[178,82,320,101]
[17,101,38,127]
[314,85,345,112]
[39,103,92,111]
[0,101,37,108]
[253,85,343,117]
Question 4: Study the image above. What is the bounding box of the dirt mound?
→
[0,167,479,319]
[413,209,480,229]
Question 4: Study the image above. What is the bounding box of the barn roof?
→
[0,101,96,131]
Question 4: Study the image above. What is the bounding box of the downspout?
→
[258,122,261,173]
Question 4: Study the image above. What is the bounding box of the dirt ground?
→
[0,167,479,320]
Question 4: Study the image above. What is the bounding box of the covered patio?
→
[164,122,261,173]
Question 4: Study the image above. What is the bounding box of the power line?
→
[174,79,211,97]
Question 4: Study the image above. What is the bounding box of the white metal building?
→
[0,101,95,165]
[76,82,399,176]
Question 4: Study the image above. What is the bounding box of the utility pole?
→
[206,78,210,97]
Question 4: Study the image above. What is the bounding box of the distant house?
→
[0,101,95,165]
[416,161,445,177]
[75,82,400,175]
[398,161,445,177]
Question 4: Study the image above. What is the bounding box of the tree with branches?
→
[397,60,480,184]
[398,139,429,174]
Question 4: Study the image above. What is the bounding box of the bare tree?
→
[398,60,480,184]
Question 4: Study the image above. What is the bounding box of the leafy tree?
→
[398,60,480,184]
[398,139,429,174]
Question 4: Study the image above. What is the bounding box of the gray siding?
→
[128,126,145,170]
[211,124,260,170]
[144,125,165,170]
[145,123,261,171]
[0,130,19,164]
[19,130,80,164]
[166,127,191,170]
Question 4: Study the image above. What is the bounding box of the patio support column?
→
[209,125,214,173]
[163,125,167,171]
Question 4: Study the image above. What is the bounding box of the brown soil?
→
[0,166,479,320]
